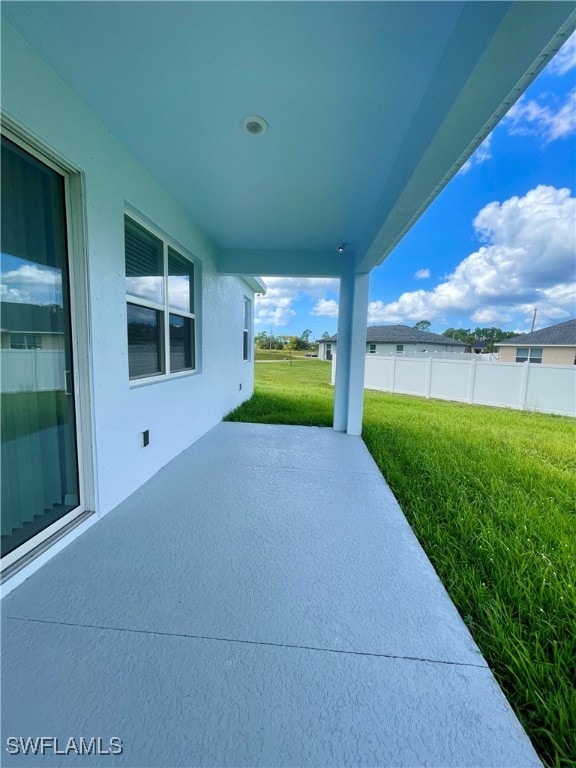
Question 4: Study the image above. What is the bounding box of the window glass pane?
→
[10,334,25,349]
[529,348,543,361]
[169,314,194,371]
[396,344,404,352]
[125,217,164,304]
[516,348,528,356]
[127,303,164,378]
[168,248,193,313]
[1,136,80,557]
[243,330,249,361]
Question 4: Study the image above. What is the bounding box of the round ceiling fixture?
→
[241,115,268,135]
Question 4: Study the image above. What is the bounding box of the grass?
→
[226,360,576,767]
[1,391,68,441]
[255,348,316,361]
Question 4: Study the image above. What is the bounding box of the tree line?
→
[254,329,331,351]
[414,320,518,351]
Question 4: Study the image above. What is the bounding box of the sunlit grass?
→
[226,360,576,767]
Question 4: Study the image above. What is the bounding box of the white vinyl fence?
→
[1,350,66,393]
[331,354,576,417]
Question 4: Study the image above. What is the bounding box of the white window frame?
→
[10,333,42,350]
[396,344,404,353]
[243,297,251,362]
[125,214,199,385]
[515,347,543,364]
[1,119,95,577]
[368,343,376,354]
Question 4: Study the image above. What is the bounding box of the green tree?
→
[414,320,431,331]
[254,331,269,349]
[443,328,473,344]
[443,326,518,350]
[287,335,300,350]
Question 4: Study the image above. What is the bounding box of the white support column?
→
[333,266,370,435]
[333,265,354,432]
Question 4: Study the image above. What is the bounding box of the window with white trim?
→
[243,298,251,361]
[10,333,42,350]
[515,347,542,364]
[396,344,404,353]
[125,215,196,380]
[369,343,376,354]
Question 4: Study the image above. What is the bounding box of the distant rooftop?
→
[321,325,468,347]
[497,319,576,347]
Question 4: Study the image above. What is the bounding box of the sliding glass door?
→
[1,136,81,560]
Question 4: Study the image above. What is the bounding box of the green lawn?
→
[255,348,316,361]
[1,391,68,441]
[226,360,576,767]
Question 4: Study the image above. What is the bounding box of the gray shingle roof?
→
[319,325,468,346]
[497,319,576,347]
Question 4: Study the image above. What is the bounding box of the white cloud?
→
[368,185,576,327]
[254,276,338,327]
[126,276,164,304]
[311,298,339,317]
[548,32,576,76]
[254,300,296,327]
[1,262,62,305]
[504,89,576,143]
[458,133,492,175]
[414,268,431,280]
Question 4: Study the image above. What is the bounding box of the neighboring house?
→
[1,2,572,587]
[1,303,67,393]
[496,319,576,365]
[0,303,65,351]
[469,340,491,354]
[318,325,469,360]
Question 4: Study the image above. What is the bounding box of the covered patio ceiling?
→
[3,1,575,276]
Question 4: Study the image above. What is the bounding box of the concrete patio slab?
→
[3,617,538,768]
[1,423,541,766]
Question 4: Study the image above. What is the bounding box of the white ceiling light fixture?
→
[241,115,268,135]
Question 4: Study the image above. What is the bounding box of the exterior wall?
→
[499,347,516,363]
[542,347,576,365]
[499,346,576,365]
[0,333,64,350]
[321,340,467,359]
[543,347,574,365]
[318,341,334,361]
[2,22,255,518]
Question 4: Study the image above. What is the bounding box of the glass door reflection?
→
[1,136,80,559]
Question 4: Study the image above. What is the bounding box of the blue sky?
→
[255,32,576,339]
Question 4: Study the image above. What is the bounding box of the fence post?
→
[467,356,477,404]
[519,362,530,410]
[425,357,433,398]
[391,354,397,393]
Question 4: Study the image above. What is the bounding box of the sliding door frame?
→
[1,116,96,577]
